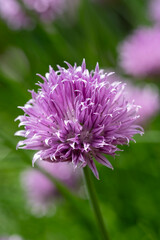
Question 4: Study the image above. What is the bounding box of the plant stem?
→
[83,166,110,240]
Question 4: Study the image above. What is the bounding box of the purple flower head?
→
[15,60,143,179]
[125,83,160,125]
[149,0,160,24]
[0,0,30,29]
[108,73,160,125]
[21,161,80,213]
[22,0,66,22]
[0,0,79,29]
[119,27,160,77]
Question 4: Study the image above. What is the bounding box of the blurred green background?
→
[0,0,160,239]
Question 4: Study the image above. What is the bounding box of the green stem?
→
[83,166,110,240]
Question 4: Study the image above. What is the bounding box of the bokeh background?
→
[0,0,160,239]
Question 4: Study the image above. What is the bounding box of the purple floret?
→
[15,60,143,179]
